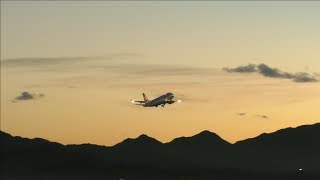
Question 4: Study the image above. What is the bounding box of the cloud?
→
[256,115,268,119]
[222,64,256,73]
[2,56,96,67]
[293,73,318,82]
[223,64,318,83]
[235,113,269,119]
[2,53,144,68]
[2,53,212,78]
[14,91,44,102]
[15,91,34,100]
[256,64,293,79]
[237,113,246,116]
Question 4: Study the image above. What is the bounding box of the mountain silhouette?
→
[114,134,162,151]
[232,123,320,173]
[235,123,320,149]
[167,130,230,148]
[1,123,319,179]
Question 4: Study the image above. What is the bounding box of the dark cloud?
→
[256,64,293,79]
[14,91,44,102]
[223,64,318,83]
[235,113,268,119]
[15,91,34,100]
[256,115,268,119]
[293,73,318,82]
[237,113,246,116]
[223,64,256,73]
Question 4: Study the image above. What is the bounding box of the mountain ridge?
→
[1,123,320,176]
[235,123,320,148]
[1,123,319,146]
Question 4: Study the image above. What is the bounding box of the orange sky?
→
[1,57,319,145]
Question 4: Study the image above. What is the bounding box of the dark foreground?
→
[1,123,320,179]
[1,173,320,180]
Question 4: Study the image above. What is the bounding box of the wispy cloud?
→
[223,64,318,83]
[2,53,144,67]
[256,114,269,119]
[235,113,268,119]
[237,113,246,116]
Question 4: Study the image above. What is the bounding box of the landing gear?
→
[162,105,164,107]
[156,105,158,107]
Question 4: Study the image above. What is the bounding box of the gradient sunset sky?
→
[1,1,320,146]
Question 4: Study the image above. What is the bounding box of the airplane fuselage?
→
[144,93,175,107]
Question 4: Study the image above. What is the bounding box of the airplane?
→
[131,92,181,107]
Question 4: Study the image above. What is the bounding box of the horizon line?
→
[1,122,318,147]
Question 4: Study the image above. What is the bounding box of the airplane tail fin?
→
[143,93,149,102]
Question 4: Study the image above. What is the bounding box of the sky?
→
[1,1,320,146]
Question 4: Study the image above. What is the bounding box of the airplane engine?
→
[167,100,175,104]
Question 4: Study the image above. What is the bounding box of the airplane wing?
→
[134,104,144,106]
[131,100,145,104]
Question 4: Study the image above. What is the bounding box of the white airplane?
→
[131,92,181,107]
